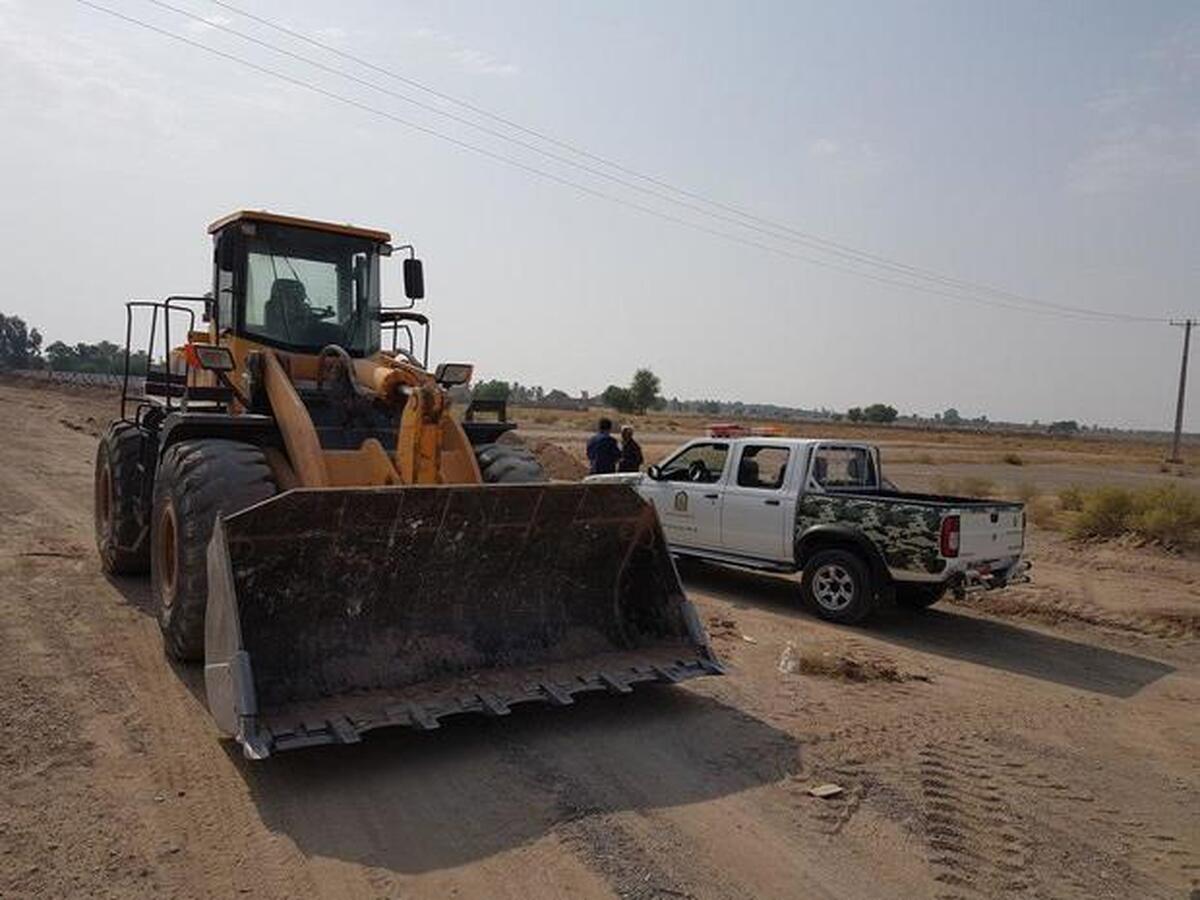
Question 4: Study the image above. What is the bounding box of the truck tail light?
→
[940,514,961,558]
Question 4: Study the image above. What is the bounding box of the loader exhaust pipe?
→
[204,483,720,758]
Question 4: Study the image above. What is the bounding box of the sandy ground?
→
[1,376,1198,899]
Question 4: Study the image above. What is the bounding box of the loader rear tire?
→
[151,440,276,662]
[94,421,152,575]
[475,442,547,483]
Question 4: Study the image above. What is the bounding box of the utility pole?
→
[1168,319,1195,463]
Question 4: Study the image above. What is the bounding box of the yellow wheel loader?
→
[93,211,720,758]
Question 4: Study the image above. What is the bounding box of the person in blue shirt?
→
[586,417,621,475]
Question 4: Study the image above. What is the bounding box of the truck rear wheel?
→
[475,443,547,483]
[801,548,876,624]
[94,421,152,575]
[895,583,946,611]
[151,440,276,662]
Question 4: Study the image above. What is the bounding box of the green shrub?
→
[1001,452,1024,466]
[1133,485,1200,548]
[1069,486,1136,539]
[1066,484,1200,549]
[1058,485,1084,511]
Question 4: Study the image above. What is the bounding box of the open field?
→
[1,375,1198,899]
[510,404,1200,497]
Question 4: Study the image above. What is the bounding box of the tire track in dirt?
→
[917,740,1035,899]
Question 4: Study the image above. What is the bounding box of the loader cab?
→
[208,211,418,359]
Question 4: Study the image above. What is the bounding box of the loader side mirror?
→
[404,257,425,300]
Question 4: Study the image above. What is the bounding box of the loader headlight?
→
[185,343,236,372]
[434,362,473,386]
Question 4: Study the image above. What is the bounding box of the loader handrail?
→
[119,297,201,422]
[380,307,430,368]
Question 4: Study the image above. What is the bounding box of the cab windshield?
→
[242,224,381,356]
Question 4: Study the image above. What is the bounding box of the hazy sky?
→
[1,0,1197,429]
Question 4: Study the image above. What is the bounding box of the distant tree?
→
[473,379,511,402]
[942,407,962,425]
[1047,420,1079,435]
[847,407,863,422]
[0,314,42,369]
[699,399,722,416]
[601,384,636,414]
[863,403,898,424]
[629,368,661,415]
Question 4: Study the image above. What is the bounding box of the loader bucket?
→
[204,482,721,758]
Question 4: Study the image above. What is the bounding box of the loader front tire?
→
[95,421,152,575]
[475,442,547,483]
[151,440,276,662]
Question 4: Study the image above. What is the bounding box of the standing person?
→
[586,417,621,475]
[618,425,644,473]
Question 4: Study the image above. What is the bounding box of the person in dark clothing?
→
[586,417,621,475]
[618,425,644,473]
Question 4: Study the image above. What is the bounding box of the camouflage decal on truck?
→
[795,494,946,576]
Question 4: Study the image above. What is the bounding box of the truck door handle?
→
[764,499,780,506]
[704,493,719,500]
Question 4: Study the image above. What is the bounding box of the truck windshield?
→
[242,225,381,356]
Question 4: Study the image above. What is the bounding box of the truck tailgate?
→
[958,505,1024,561]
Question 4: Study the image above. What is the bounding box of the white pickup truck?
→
[588,437,1029,623]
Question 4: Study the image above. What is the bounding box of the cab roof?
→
[207,210,391,244]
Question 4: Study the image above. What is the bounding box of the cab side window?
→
[736,446,790,489]
[811,446,877,490]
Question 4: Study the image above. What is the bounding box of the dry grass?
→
[1027,495,1060,529]
[1001,452,1025,466]
[1013,481,1039,503]
[933,475,997,498]
[777,642,928,683]
[509,403,1200,469]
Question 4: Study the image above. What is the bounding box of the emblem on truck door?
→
[674,491,689,512]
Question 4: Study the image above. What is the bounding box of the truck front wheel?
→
[801,548,876,624]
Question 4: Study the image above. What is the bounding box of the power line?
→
[196,0,1175,324]
[76,0,1173,323]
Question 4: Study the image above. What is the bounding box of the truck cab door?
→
[720,444,794,560]
[644,441,730,550]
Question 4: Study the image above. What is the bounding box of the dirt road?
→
[1,378,1197,899]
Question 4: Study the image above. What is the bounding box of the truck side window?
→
[812,447,877,490]
[737,446,789,489]
[658,443,729,483]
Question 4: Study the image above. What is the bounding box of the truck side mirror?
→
[404,258,425,300]
[646,464,661,480]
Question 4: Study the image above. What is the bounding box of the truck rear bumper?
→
[952,558,1031,598]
